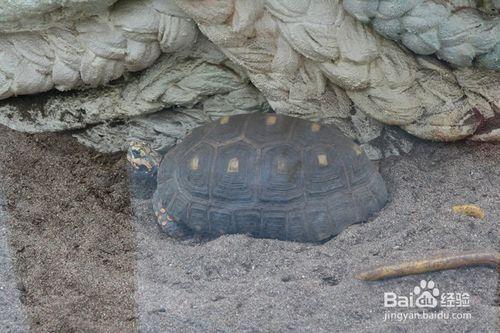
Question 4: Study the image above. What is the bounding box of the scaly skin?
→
[127,141,161,200]
[127,141,161,173]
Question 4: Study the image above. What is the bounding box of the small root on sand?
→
[356,251,500,281]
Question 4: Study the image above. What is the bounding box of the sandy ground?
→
[0,190,29,332]
[0,128,136,332]
[0,125,498,332]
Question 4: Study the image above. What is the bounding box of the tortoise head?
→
[126,141,161,175]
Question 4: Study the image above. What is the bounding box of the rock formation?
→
[174,0,499,142]
[343,0,500,70]
[0,0,498,155]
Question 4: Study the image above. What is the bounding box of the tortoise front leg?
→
[156,208,188,238]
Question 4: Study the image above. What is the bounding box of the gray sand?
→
[0,125,498,332]
[0,128,137,332]
[0,191,29,333]
[132,140,499,332]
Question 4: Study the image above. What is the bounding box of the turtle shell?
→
[153,113,387,242]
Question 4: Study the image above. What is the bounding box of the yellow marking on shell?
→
[227,157,239,173]
[190,156,199,171]
[317,154,328,166]
[277,158,287,173]
[311,123,321,132]
[352,144,363,155]
[266,115,277,125]
[220,116,230,124]
[160,208,166,214]
[452,204,485,219]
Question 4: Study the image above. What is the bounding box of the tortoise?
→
[127,113,388,242]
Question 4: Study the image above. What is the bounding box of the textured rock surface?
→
[74,103,269,154]
[174,0,500,142]
[0,0,498,154]
[343,0,500,70]
[0,0,118,26]
[0,0,197,98]
[0,13,405,157]
[0,36,269,152]
[0,37,258,133]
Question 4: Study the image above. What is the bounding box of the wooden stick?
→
[356,251,500,281]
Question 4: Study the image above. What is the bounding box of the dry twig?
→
[356,251,500,281]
